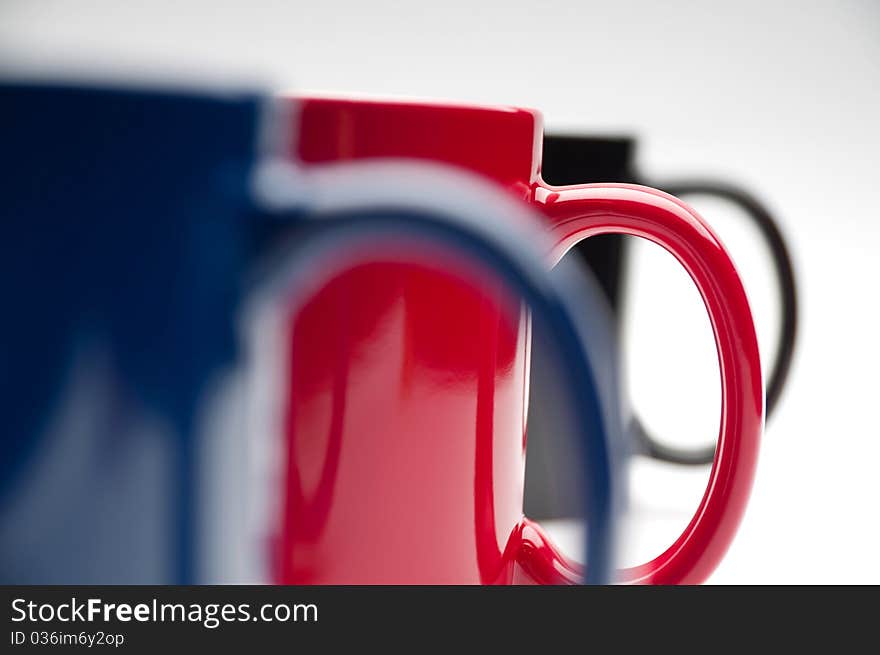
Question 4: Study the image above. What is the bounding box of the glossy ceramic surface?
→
[283,97,763,584]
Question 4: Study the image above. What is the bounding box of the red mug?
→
[277,96,763,584]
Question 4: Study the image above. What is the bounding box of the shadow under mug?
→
[284,96,763,584]
[0,83,619,584]
[538,135,798,467]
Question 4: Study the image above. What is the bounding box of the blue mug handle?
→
[250,159,618,584]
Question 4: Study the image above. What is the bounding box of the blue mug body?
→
[0,82,618,584]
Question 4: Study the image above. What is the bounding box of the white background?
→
[2,0,878,583]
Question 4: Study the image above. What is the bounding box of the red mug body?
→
[279,100,548,583]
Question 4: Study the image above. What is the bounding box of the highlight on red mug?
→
[280,96,763,585]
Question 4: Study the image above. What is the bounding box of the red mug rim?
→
[291,94,546,197]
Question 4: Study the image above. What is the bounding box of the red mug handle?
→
[519,182,763,584]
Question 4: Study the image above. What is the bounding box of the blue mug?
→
[0,81,618,584]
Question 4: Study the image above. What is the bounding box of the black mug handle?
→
[631,179,798,466]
